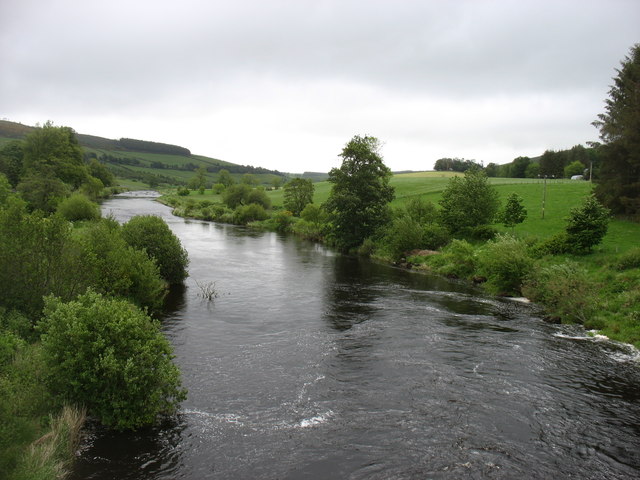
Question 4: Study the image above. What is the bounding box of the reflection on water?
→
[71,196,640,480]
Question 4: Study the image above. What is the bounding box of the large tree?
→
[22,121,88,188]
[283,178,314,216]
[324,135,395,251]
[593,44,640,216]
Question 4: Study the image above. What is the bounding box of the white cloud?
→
[1,0,638,172]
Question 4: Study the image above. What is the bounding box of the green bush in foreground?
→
[39,291,186,430]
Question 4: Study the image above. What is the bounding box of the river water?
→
[71,193,640,479]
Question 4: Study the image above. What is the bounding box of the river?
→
[70,193,640,479]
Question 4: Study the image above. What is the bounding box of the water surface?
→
[71,194,640,479]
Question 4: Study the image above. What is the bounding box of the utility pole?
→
[541,175,547,219]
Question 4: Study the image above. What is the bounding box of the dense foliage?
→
[593,44,640,216]
[565,195,610,253]
[283,178,314,216]
[39,291,186,430]
[438,169,499,236]
[324,135,395,251]
[500,192,527,230]
[121,215,189,285]
[118,138,191,156]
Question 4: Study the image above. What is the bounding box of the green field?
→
[179,171,638,255]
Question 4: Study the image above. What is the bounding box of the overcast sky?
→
[1,0,638,173]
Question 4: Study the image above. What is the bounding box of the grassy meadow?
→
[168,171,638,255]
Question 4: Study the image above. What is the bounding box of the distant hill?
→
[0,120,293,187]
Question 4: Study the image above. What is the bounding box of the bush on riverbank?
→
[39,291,186,431]
[0,189,190,478]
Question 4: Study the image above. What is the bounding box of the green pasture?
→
[168,172,638,255]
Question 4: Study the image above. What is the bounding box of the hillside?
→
[0,120,290,187]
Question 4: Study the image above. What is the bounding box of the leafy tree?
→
[0,174,10,206]
[283,178,314,216]
[17,173,70,213]
[324,135,395,251]
[524,162,540,178]
[222,183,252,209]
[0,198,93,316]
[217,169,234,187]
[0,141,24,187]
[500,192,527,230]
[565,195,610,253]
[246,187,271,209]
[80,218,166,309]
[87,158,114,187]
[121,215,189,285]
[511,156,530,178]
[438,170,500,235]
[191,166,207,192]
[564,160,585,178]
[271,177,283,190]
[22,122,88,189]
[39,290,186,430]
[593,44,640,216]
[539,150,567,178]
[241,173,258,186]
[485,162,499,177]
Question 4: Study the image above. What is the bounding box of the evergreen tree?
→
[500,192,527,230]
[593,44,640,216]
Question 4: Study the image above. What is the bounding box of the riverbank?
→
[157,193,640,349]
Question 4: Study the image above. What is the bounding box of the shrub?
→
[247,188,271,210]
[56,194,100,221]
[0,199,95,316]
[270,210,294,232]
[292,219,325,242]
[39,291,186,430]
[522,261,598,324]
[80,218,166,309]
[234,203,268,224]
[121,215,189,285]
[478,234,534,295]
[384,215,426,261]
[613,248,640,270]
[177,187,190,196]
[422,224,451,250]
[357,238,377,257]
[530,232,571,256]
[405,197,438,224]
[438,170,500,234]
[222,184,251,209]
[300,203,328,225]
[426,239,477,279]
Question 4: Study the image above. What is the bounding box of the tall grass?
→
[10,405,86,480]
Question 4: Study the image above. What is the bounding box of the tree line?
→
[0,124,190,477]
